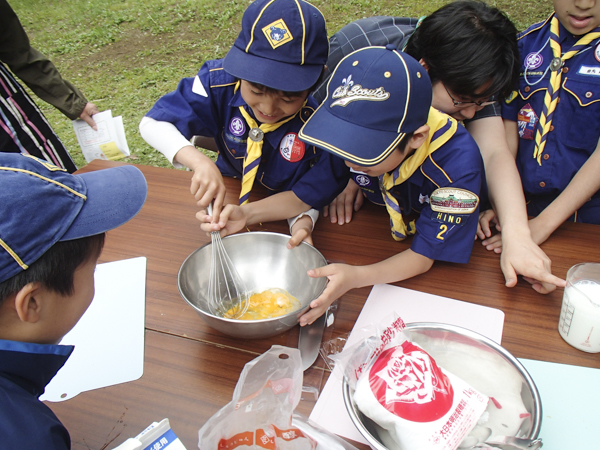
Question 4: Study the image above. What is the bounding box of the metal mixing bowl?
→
[178,231,328,339]
[343,323,542,449]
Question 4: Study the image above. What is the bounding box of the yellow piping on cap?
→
[0,238,28,270]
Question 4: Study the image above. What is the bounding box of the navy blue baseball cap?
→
[0,154,147,284]
[299,46,432,167]
[223,0,328,92]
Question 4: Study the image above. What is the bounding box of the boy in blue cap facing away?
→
[0,154,147,448]
[297,46,485,325]
[140,0,348,246]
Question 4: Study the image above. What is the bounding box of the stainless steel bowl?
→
[343,323,542,449]
[178,231,328,339]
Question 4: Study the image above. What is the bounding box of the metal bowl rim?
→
[341,322,542,449]
[177,231,328,323]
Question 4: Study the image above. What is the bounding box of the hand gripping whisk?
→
[206,204,250,318]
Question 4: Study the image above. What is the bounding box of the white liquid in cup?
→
[558,280,600,353]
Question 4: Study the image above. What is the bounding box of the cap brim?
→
[61,165,147,241]
[223,45,322,92]
[299,103,405,167]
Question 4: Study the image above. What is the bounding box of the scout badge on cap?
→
[223,0,328,92]
[298,45,432,167]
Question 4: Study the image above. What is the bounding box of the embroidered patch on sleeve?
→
[430,188,479,214]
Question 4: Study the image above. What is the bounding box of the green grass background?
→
[10,0,554,169]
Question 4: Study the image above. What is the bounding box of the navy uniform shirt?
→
[0,339,73,449]
[502,16,600,222]
[355,114,484,264]
[146,59,349,209]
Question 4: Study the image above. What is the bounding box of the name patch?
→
[578,65,600,77]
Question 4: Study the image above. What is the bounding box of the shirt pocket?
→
[560,76,600,150]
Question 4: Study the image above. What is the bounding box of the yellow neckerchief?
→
[235,81,305,205]
[380,108,457,240]
[533,16,600,165]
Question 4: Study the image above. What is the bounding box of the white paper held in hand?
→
[72,109,130,162]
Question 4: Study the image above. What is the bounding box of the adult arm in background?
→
[503,121,600,247]
[471,116,565,293]
[0,0,98,128]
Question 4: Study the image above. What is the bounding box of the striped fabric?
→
[0,63,76,173]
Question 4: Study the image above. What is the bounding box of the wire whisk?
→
[206,203,250,318]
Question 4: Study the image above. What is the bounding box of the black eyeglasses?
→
[444,85,496,108]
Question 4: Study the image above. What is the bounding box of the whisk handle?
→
[207,202,213,217]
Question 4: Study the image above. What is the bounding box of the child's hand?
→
[197,204,248,237]
[298,263,357,326]
[323,179,364,225]
[189,158,227,222]
[287,215,313,249]
[477,209,501,241]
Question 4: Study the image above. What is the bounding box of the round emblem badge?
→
[525,52,543,70]
[354,174,371,187]
[596,42,600,63]
[229,117,245,136]
[279,133,305,162]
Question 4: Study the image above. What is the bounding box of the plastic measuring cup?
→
[558,263,600,353]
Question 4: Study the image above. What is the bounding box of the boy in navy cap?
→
[0,154,147,448]
[140,0,348,246]
[297,46,484,325]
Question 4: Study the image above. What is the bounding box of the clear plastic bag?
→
[198,345,360,450]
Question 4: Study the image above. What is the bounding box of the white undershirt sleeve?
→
[139,116,194,169]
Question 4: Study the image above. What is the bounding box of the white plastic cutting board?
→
[41,257,146,402]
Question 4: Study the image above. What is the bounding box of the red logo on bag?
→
[280,133,305,162]
[218,431,254,449]
[369,342,454,422]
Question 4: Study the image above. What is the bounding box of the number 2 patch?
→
[436,223,448,241]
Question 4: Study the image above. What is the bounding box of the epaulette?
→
[517,14,553,41]
[205,59,237,89]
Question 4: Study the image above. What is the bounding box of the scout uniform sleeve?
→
[290,145,350,209]
[145,60,226,140]
[0,0,87,120]
[410,133,484,264]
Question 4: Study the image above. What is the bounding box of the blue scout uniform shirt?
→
[354,114,484,264]
[502,16,600,222]
[146,59,349,209]
[0,339,73,448]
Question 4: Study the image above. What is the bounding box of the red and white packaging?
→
[354,341,488,450]
[335,315,489,450]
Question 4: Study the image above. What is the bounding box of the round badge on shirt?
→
[525,52,543,70]
[229,117,246,136]
[279,133,305,162]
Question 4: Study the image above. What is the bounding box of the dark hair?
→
[397,132,415,156]
[404,0,519,99]
[0,233,105,304]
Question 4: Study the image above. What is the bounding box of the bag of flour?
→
[336,315,489,450]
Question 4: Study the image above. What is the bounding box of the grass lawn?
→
[10,0,554,170]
